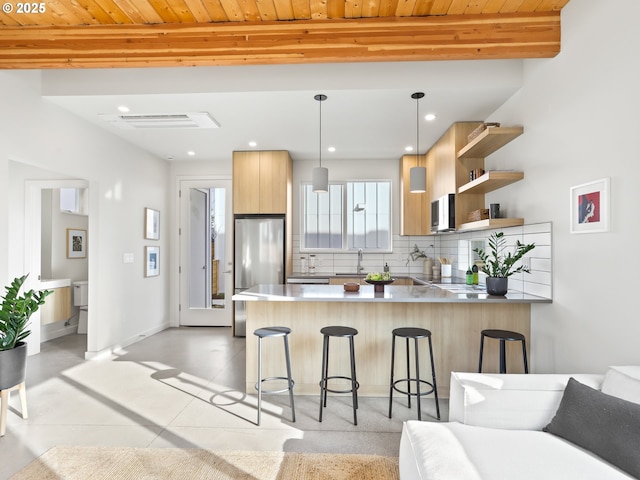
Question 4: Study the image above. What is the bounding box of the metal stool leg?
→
[405,337,412,408]
[499,339,507,373]
[388,333,396,418]
[428,335,440,420]
[521,338,529,374]
[257,337,263,426]
[349,335,358,425]
[319,335,329,422]
[478,333,485,373]
[414,337,421,421]
[283,334,296,422]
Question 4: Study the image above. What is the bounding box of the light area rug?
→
[11,446,399,480]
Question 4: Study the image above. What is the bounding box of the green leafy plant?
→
[406,244,433,266]
[473,232,535,278]
[0,275,52,351]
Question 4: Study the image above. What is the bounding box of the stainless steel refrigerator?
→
[234,215,286,336]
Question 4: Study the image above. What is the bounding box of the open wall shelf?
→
[458,171,524,194]
[457,126,524,159]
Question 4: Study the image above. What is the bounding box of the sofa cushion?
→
[601,366,640,405]
[400,420,635,480]
[449,372,604,430]
[543,377,640,479]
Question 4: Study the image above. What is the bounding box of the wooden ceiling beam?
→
[0,12,561,69]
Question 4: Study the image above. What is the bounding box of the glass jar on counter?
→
[300,256,308,274]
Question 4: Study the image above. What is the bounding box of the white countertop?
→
[233,284,551,303]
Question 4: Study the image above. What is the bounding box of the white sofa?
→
[399,366,640,480]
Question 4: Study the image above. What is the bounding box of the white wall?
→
[0,71,170,357]
[485,0,640,373]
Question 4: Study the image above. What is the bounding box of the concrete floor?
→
[0,327,445,478]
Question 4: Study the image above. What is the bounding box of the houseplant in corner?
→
[473,232,535,295]
[0,275,52,394]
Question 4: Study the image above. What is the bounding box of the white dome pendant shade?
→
[312,94,329,193]
[409,92,427,193]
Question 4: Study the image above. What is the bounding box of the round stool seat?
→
[254,326,292,338]
[392,327,431,339]
[478,328,528,374]
[481,329,525,341]
[320,326,358,337]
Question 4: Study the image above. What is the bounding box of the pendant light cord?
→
[319,97,323,168]
[416,94,419,156]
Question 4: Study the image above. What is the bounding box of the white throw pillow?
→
[601,366,640,405]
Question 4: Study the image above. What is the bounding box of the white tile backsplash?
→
[292,222,553,299]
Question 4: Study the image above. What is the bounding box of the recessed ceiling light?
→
[187,151,195,156]
[425,113,436,121]
[405,146,414,152]
[328,146,336,153]
[117,105,130,113]
[248,141,257,147]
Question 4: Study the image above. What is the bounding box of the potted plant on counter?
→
[0,274,51,434]
[406,244,434,276]
[473,232,535,295]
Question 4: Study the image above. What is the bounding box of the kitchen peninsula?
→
[234,283,551,397]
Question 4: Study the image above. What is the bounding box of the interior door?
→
[179,179,232,326]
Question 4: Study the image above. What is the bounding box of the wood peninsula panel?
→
[245,301,530,397]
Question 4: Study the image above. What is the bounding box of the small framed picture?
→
[144,208,160,240]
[66,228,87,258]
[570,178,610,234]
[145,246,160,277]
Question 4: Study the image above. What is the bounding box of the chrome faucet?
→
[357,248,364,274]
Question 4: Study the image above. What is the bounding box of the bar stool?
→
[389,327,440,421]
[318,326,359,425]
[254,326,296,426]
[478,329,529,374]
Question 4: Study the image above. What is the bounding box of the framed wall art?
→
[570,178,610,234]
[145,246,160,277]
[66,228,87,258]
[144,207,160,240]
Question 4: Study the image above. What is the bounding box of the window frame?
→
[300,179,393,253]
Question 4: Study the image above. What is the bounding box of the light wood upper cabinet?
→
[233,151,292,214]
[399,154,430,236]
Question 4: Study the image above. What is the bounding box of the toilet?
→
[73,281,88,334]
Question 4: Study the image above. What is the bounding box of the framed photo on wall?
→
[66,228,87,258]
[144,207,160,240]
[145,246,160,277]
[570,178,610,234]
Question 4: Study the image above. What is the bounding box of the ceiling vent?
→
[98,112,220,130]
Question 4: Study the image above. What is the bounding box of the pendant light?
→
[312,94,329,193]
[409,92,427,193]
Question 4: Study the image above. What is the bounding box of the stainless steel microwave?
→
[431,194,456,232]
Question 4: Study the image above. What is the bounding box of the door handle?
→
[223,270,232,274]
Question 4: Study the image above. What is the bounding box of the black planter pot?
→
[0,342,27,390]
[486,277,508,296]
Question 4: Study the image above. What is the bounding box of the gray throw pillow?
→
[543,377,640,478]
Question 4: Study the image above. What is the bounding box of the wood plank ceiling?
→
[0,0,570,69]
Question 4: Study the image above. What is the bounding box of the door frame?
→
[174,175,232,327]
[24,179,90,355]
